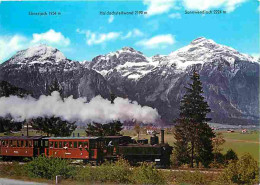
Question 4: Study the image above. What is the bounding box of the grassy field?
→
[1,128,259,162]
[221,131,259,161]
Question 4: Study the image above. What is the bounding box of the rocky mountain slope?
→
[0,45,111,100]
[87,37,259,125]
[0,38,258,125]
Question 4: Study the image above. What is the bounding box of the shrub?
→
[97,159,131,183]
[75,164,97,182]
[173,171,208,185]
[224,149,238,164]
[107,158,132,183]
[76,158,132,184]
[219,153,259,184]
[170,151,180,168]
[130,162,166,185]
[215,152,225,164]
[0,162,26,177]
[25,155,77,180]
[210,152,225,168]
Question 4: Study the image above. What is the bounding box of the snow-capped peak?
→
[190,37,215,45]
[7,44,66,65]
[165,37,257,71]
[119,47,143,54]
[25,44,65,59]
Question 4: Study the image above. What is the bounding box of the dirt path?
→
[0,178,48,185]
[225,138,260,144]
[160,168,223,174]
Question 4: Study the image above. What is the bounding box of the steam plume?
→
[0,91,160,124]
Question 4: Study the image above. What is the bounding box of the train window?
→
[2,141,5,146]
[34,141,38,147]
[73,142,77,148]
[13,140,17,147]
[49,141,53,148]
[17,141,21,147]
[21,141,24,147]
[69,142,73,148]
[29,141,32,147]
[98,141,103,148]
[63,142,69,149]
[83,142,88,150]
[25,141,28,147]
[9,140,13,147]
[54,142,58,148]
[90,141,98,149]
[78,142,83,149]
[59,141,62,148]
[44,141,48,147]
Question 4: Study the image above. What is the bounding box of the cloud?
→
[136,34,175,49]
[31,29,70,46]
[108,15,114,23]
[76,28,144,45]
[0,91,160,124]
[122,29,144,39]
[0,35,28,63]
[83,30,121,45]
[168,12,181,19]
[143,0,176,16]
[182,0,248,12]
[76,28,85,34]
[143,0,248,16]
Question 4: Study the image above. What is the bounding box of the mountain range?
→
[0,37,258,125]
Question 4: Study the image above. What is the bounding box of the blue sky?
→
[0,0,259,63]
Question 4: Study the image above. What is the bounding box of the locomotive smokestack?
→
[161,129,164,144]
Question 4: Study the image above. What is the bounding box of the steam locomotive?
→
[0,130,172,167]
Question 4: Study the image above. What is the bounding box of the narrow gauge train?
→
[0,130,172,167]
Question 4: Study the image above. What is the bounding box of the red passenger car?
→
[44,137,104,163]
[0,136,45,158]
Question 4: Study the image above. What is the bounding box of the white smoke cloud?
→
[0,91,160,124]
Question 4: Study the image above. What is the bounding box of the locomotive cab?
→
[103,136,132,158]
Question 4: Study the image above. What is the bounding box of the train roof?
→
[0,136,45,140]
[43,137,101,140]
